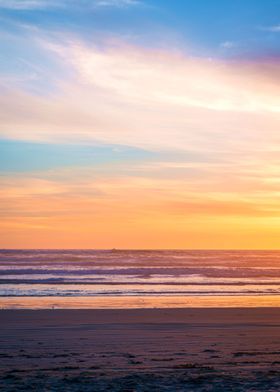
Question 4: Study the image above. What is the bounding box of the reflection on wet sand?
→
[1,294,280,309]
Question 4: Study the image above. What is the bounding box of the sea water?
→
[1,249,280,308]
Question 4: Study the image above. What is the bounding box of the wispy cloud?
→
[0,0,56,10]
[93,0,141,8]
[220,41,236,49]
[1,37,280,153]
[0,0,141,10]
[2,161,280,248]
[260,24,280,32]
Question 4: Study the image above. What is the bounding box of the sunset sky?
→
[1,0,280,249]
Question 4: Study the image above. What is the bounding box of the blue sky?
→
[0,138,153,172]
[1,0,280,54]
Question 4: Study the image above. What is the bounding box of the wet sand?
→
[1,308,280,391]
[2,294,280,309]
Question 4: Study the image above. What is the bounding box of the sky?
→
[1,0,280,249]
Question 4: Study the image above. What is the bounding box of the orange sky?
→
[1,172,280,249]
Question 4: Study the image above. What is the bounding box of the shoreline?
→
[1,294,280,309]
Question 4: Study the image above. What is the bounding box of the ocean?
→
[1,249,280,308]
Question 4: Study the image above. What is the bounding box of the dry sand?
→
[1,308,280,391]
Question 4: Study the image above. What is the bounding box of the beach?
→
[1,308,280,391]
